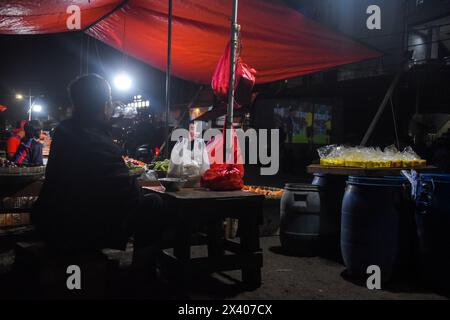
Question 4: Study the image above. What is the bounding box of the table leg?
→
[239,204,262,290]
[173,221,192,294]
[207,220,225,259]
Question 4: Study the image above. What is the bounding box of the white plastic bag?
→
[168,138,210,187]
[168,138,189,178]
[193,138,210,175]
[140,170,158,182]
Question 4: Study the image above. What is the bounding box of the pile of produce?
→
[0,158,18,168]
[123,156,147,175]
[318,145,427,168]
[148,159,170,173]
[243,185,284,199]
[0,157,45,174]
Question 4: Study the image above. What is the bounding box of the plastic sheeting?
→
[0,0,122,34]
[0,0,381,84]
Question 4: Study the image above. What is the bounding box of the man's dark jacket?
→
[33,116,140,251]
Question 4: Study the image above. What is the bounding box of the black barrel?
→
[312,173,347,262]
[341,176,411,282]
[280,184,321,256]
[414,174,450,291]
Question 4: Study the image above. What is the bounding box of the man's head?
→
[68,74,112,121]
[14,120,27,138]
[24,120,42,140]
[189,122,196,140]
[15,120,26,130]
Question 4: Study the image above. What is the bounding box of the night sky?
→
[0,31,195,126]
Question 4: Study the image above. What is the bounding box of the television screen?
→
[274,102,332,144]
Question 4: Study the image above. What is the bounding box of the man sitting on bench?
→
[33,74,164,286]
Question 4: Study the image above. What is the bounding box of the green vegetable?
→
[151,159,170,172]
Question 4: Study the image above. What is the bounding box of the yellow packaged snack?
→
[317,145,425,169]
[402,160,413,168]
[391,160,403,168]
[334,158,345,166]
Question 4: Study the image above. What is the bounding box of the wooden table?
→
[307,164,439,176]
[142,186,265,291]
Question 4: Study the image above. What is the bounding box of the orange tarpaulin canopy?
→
[0,0,381,84]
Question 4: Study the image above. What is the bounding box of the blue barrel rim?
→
[313,173,326,177]
[419,173,450,183]
[284,183,321,191]
[347,176,408,188]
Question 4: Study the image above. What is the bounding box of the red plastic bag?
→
[205,127,244,177]
[201,164,244,191]
[202,129,244,190]
[211,41,256,108]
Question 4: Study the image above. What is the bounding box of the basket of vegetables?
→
[148,159,170,178]
[123,157,147,177]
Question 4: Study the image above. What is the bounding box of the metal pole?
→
[224,0,239,162]
[28,89,32,121]
[360,71,402,146]
[415,75,420,114]
[165,0,173,159]
[390,97,400,149]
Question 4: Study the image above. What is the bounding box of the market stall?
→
[0,0,383,292]
[0,161,45,238]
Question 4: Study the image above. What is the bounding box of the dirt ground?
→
[0,236,448,300]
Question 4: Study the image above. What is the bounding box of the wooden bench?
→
[14,242,118,299]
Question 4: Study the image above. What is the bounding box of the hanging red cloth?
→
[211,41,256,108]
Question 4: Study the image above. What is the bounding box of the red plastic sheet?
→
[0,0,381,84]
[0,0,122,34]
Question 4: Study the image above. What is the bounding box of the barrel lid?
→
[348,176,407,187]
[284,183,320,191]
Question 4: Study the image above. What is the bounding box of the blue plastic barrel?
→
[414,173,450,291]
[341,176,411,282]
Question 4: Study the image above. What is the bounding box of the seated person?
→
[7,120,26,160]
[13,120,44,166]
[33,74,165,284]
